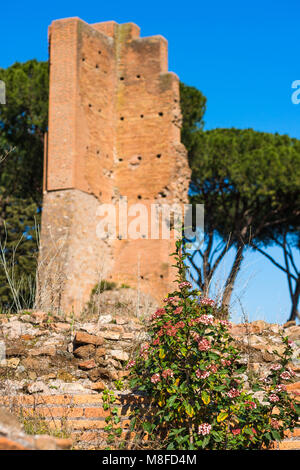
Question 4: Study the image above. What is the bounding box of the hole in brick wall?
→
[120,77,124,81]
[120,117,124,120]
[140,275,144,279]
[156,154,161,159]
[89,104,92,108]
[174,99,178,103]
[137,156,142,160]
[137,195,142,199]
[158,112,164,116]
[136,74,141,78]
[160,274,164,279]
[119,158,123,162]
[82,57,85,62]
[140,114,144,118]
[97,150,100,155]
[98,50,102,54]
[96,64,99,68]
[86,146,89,150]
[98,109,101,113]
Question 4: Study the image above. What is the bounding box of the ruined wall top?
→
[46,17,184,204]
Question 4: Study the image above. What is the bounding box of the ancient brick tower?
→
[37,17,190,314]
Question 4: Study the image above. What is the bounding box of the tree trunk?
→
[288,278,300,321]
[221,244,245,309]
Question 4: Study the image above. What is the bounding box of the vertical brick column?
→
[38,18,190,315]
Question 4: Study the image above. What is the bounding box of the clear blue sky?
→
[1,0,299,323]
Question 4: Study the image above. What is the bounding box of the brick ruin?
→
[37,17,190,315]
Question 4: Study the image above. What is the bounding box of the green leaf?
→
[202,435,210,448]
[271,430,281,441]
[217,411,229,422]
[201,390,210,405]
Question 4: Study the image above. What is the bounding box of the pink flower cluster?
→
[155,319,183,342]
[200,297,215,306]
[245,401,257,409]
[232,428,241,436]
[140,343,150,359]
[270,419,280,429]
[150,373,161,384]
[162,369,174,379]
[280,371,291,380]
[163,296,180,305]
[125,360,136,370]
[196,363,218,379]
[162,321,178,337]
[190,330,212,351]
[175,321,185,329]
[275,384,286,393]
[197,338,211,351]
[195,315,214,326]
[151,308,166,321]
[196,369,210,379]
[178,281,192,290]
[219,319,232,328]
[207,363,218,373]
[270,364,281,371]
[227,388,240,399]
[174,306,183,315]
[287,367,296,377]
[269,394,280,403]
[221,358,232,367]
[198,423,212,436]
[191,331,200,341]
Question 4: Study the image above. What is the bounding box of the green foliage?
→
[91,280,118,296]
[183,127,300,310]
[128,240,299,450]
[0,60,48,311]
[120,283,130,289]
[179,82,206,154]
[189,128,300,244]
[0,60,48,200]
[102,386,124,449]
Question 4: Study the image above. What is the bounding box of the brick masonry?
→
[37,17,190,315]
[0,383,299,450]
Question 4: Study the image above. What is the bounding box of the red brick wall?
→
[38,18,191,315]
[1,383,299,450]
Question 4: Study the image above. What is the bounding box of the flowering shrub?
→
[128,240,299,450]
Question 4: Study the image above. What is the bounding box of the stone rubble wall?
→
[0,386,298,450]
[0,302,299,449]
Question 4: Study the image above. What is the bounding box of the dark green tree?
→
[0,60,48,311]
[182,126,300,319]
[179,82,206,154]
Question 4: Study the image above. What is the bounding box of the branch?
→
[251,242,298,281]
